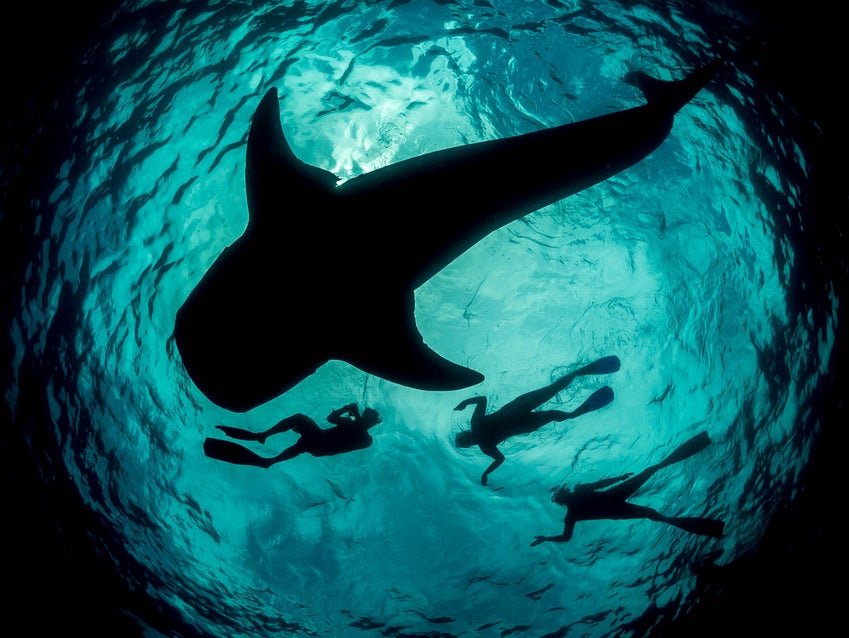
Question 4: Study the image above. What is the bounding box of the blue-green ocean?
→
[2,1,844,637]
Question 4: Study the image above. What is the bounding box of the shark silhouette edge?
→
[175,58,723,412]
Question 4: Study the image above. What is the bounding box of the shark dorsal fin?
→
[246,88,338,227]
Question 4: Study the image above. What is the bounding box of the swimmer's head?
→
[362,407,382,428]
[551,486,573,506]
[455,429,475,448]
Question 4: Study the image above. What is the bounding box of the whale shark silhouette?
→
[174,58,723,412]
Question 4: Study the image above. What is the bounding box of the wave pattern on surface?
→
[6,1,836,637]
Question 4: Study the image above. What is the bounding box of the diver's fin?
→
[203,438,269,467]
[658,431,712,468]
[625,58,725,112]
[575,355,621,376]
[569,386,614,418]
[668,516,725,538]
[343,292,484,391]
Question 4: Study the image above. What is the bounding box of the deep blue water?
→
[2,1,845,637]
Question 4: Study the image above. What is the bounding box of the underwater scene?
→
[1,1,844,637]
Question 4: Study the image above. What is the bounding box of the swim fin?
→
[203,438,270,467]
[668,516,725,538]
[657,431,711,469]
[570,386,614,418]
[575,355,621,376]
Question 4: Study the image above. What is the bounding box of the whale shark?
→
[174,58,723,412]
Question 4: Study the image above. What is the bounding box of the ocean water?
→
[2,1,841,637]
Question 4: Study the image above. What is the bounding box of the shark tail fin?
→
[624,57,725,112]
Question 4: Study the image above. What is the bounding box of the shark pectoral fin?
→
[345,294,484,391]
[366,339,485,391]
[350,335,485,391]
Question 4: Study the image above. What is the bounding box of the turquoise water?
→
[4,1,838,636]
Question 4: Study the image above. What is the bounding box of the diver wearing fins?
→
[531,431,725,545]
[203,403,381,468]
[454,356,620,485]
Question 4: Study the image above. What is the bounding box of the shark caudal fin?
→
[624,57,725,113]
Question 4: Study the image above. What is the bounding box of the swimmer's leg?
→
[263,442,306,465]
[286,414,321,436]
[203,438,304,468]
[213,426,264,443]
[522,386,615,428]
[505,386,614,438]
[610,502,668,522]
[203,438,274,467]
[499,356,620,416]
[215,413,316,445]
[605,503,723,536]
[604,467,660,500]
[607,432,712,499]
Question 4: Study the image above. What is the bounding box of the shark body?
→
[175,59,722,412]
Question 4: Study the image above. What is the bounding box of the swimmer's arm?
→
[327,403,358,426]
[531,518,575,546]
[454,396,486,411]
[455,396,487,432]
[480,445,504,486]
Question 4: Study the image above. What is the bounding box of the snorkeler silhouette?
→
[455,355,620,485]
[174,59,725,412]
[531,431,724,545]
[203,403,381,468]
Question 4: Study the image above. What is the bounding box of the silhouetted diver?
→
[455,355,620,485]
[203,403,381,467]
[174,59,724,412]
[531,431,725,545]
